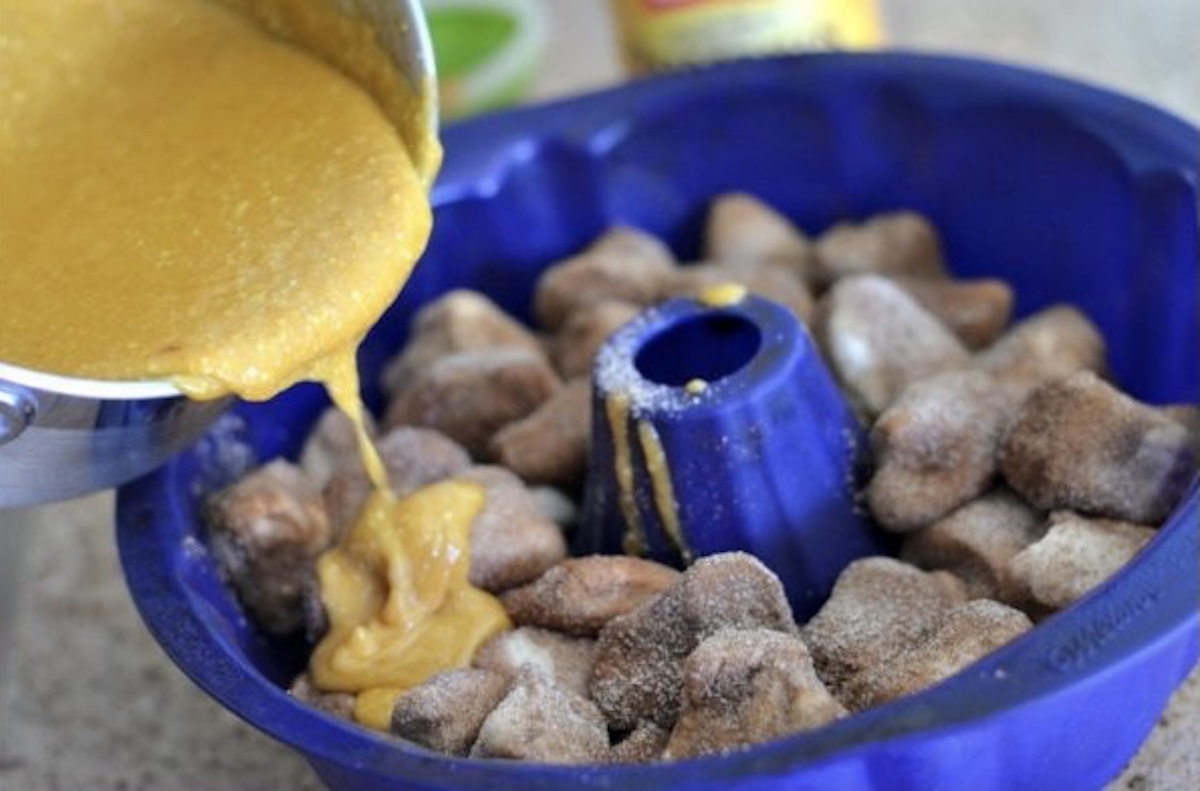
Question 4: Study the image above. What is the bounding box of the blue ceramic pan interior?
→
[116,53,1199,791]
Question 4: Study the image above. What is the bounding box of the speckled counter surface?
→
[2,2,1197,789]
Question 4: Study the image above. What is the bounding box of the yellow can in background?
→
[610,0,883,74]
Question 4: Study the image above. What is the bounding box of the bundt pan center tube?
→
[580,286,884,620]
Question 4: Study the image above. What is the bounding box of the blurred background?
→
[541,1,1198,123]
[1,1,1196,789]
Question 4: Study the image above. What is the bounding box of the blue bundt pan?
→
[116,53,1198,791]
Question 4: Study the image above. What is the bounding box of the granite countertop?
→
[2,2,1197,789]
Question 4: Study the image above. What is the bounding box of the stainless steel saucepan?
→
[0,0,437,507]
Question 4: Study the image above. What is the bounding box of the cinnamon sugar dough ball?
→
[867,370,1024,532]
[816,274,970,417]
[1000,370,1196,525]
[589,552,797,730]
[1008,511,1156,611]
[663,627,845,760]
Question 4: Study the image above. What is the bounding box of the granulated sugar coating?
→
[841,599,1032,711]
[470,670,610,763]
[1001,370,1197,524]
[500,556,680,637]
[610,720,672,764]
[589,305,702,417]
[472,626,597,698]
[590,553,796,730]
[452,466,566,593]
[901,488,1046,604]
[664,627,845,760]
[867,370,1022,531]
[390,668,510,756]
[800,557,968,694]
[1009,512,1156,610]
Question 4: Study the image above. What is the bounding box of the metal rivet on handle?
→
[0,387,36,446]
